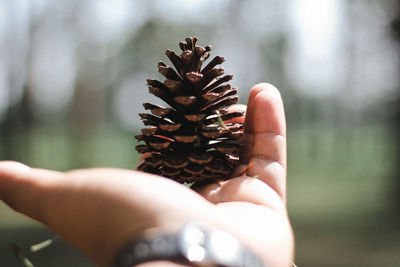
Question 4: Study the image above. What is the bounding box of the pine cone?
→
[135,37,243,186]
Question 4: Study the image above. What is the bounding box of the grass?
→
[286,123,400,266]
[1,122,399,266]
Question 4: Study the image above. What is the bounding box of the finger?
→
[233,85,269,176]
[242,85,265,134]
[0,161,64,223]
[235,83,287,201]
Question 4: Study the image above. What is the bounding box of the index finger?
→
[236,83,287,201]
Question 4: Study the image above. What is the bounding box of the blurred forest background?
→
[0,0,399,266]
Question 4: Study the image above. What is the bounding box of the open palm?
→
[0,83,293,267]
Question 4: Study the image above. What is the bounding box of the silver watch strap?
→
[113,221,266,267]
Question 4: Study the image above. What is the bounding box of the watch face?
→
[178,222,244,267]
[179,222,207,262]
[208,230,242,264]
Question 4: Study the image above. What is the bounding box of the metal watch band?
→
[114,233,183,267]
[113,221,266,267]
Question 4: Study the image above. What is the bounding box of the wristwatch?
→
[113,221,266,267]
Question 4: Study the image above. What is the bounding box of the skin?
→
[0,83,294,267]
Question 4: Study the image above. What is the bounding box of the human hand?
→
[0,83,294,267]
